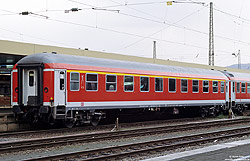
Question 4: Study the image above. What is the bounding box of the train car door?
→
[54,69,66,106]
[231,81,236,106]
[23,69,37,106]
[225,81,229,106]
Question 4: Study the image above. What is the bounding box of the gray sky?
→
[0,0,249,67]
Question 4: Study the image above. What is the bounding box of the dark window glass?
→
[71,73,79,81]
[237,82,240,93]
[247,83,250,93]
[203,80,209,93]
[169,78,176,92]
[233,82,235,93]
[155,78,163,92]
[60,72,65,90]
[221,81,225,93]
[124,76,134,92]
[60,79,64,90]
[70,72,79,91]
[29,71,34,87]
[181,79,188,92]
[192,80,199,93]
[213,81,218,93]
[140,77,149,92]
[86,74,98,91]
[106,75,116,91]
[87,74,97,81]
[242,82,246,93]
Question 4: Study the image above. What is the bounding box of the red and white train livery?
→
[11,53,250,126]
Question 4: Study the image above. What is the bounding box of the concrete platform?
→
[0,122,30,132]
[0,110,30,132]
[143,139,250,161]
[0,107,12,114]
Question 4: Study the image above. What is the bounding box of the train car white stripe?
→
[12,102,18,106]
[43,102,51,106]
[235,99,250,103]
[13,69,54,72]
[44,69,55,71]
[67,100,225,108]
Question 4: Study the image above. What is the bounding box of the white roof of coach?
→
[17,53,228,80]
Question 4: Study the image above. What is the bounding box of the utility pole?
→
[153,41,156,61]
[209,2,214,66]
[232,50,241,69]
[238,50,241,69]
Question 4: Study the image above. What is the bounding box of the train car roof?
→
[16,53,228,80]
[225,71,250,82]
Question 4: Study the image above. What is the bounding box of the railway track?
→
[0,117,249,154]
[23,126,250,161]
[0,117,205,137]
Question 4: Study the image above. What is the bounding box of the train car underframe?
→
[14,106,236,127]
[13,105,106,127]
[13,101,248,128]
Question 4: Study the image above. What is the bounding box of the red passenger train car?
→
[11,53,250,127]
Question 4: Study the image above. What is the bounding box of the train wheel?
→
[28,112,39,126]
[91,115,101,126]
[48,116,55,126]
[236,105,244,115]
[64,118,75,128]
[200,108,207,118]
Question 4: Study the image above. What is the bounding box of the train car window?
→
[70,72,79,91]
[169,78,176,92]
[212,81,218,93]
[29,71,34,87]
[192,80,199,93]
[155,78,163,92]
[237,82,240,93]
[60,72,65,90]
[221,81,225,93]
[86,73,98,91]
[247,83,250,93]
[140,77,149,92]
[106,75,117,91]
[203,80,209,93]
[181,79,188,93]
[124,76,134,92]
[241,82,246,93]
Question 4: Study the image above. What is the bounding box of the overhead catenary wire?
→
[0,9,19,16]
[213,7,250,25]
[11,8,250,48]
[0,6,245,56]
[68,0,167,8]
[45,17,236,55]
[108,0,171,22]
[1,1,250,61]
[117,3,208,50]
[210,3,250,54]
[69,0,250,34]
[0,26,78,48]
[2,1,249,47]
[114,9,250,46]
[66,1,250,47]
